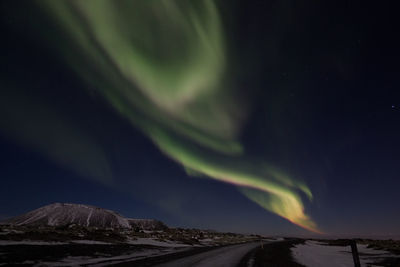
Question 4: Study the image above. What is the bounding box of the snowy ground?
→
[292,240,399,267]
[0,237,202,266]
[37,247,186,267]
[127,237,193,247]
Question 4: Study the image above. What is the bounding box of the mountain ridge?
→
[1,203,167,230]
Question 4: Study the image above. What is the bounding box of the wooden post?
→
[350,240,361,267]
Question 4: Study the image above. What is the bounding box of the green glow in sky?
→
[36,0,320,232]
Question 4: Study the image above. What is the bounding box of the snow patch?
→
[292,240,398,267]
[87,209,93,227]
[128,238,191,247]
[70,240,111,245]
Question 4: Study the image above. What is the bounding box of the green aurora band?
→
[35,0,320,233]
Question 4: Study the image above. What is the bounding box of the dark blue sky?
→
[0,0,399,237]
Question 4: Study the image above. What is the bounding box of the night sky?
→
[0,0,399,237]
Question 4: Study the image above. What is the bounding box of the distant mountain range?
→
[1,203,167,231]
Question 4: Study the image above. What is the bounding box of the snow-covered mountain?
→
[2,203,166,230]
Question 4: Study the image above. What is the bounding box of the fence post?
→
[350,240,361,267]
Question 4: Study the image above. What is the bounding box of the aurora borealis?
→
[1,0,399,237]
[32,0,318,232]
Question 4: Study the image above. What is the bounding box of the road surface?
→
[154,242,263,267]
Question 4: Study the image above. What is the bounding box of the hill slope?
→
[3,203,132,229]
